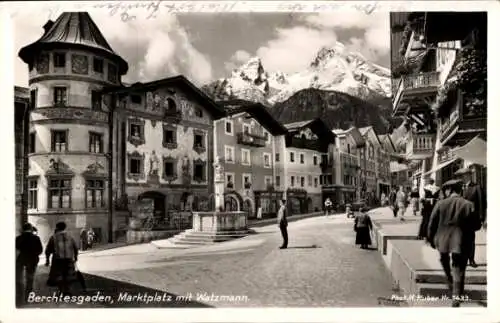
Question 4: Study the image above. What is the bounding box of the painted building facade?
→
[283,119,336,214]
[213,100,287,218]
[108,77,225,225]
[18,12,128,246]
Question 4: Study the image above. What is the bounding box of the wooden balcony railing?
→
[393,72,440,112]
[406,132,435,160]
[288,137,322,151]
[237,132,267,147]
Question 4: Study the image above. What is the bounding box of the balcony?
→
[405,132,435,160]
[237,132,267,147]
[440,115,487,147]
[392,72,440,116]
[287,137,322,151]
[163,109,182,123]
[438,147,457,164]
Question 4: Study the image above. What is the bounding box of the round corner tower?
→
[18,12,128,246]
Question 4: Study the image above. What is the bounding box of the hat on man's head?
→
[454,167,473,176]
[442,179,464,189]
[360,206,370,213]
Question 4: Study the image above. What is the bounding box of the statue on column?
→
[148,150,160,184]
[213,155,224,183]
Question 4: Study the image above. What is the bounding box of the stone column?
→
[213,156,225,211]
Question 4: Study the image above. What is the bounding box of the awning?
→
[451,135,487,167]
[422,158,458,176]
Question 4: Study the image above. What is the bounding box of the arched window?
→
[166,98,177,111]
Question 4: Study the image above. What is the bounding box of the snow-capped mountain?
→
[202,42,391,105]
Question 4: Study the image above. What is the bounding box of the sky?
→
[13,10,390,87]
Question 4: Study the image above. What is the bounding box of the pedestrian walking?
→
[87,227,95,249]
[324,198,333,216]
[427,179,480,307]
[396,186,407,221]
[388,187,398,217]
[45,222,79,296]
[418,178,440,240]
[16,223,43,304]
[354,207,373,249]
[455,167,485,268]
[80,227,88,251]
[277,199,288,249]
[410,187,420,216]
[380,192,387,207]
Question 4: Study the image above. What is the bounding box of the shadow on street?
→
[18,271,212,308]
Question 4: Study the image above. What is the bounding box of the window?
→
[48,178,71,209]
[242,174,251,188]
[225,145,235,163]
[164,160,175,177]
[129,157,142,175]
[194,133,204,148]
[225,120,233,135]
[300,176,305,187]
[53,87,67,105]
[300,153,304,164]
[243,124,250,134]
[289,152,295,162]
[193,162,205,181]
[131,94,142,104]
[195,108,203,118]
[130,124,142,138]
[91,90,102,110]
[225,173,234,188]
[89,132,103,153]
[93,57,103,73]
[163,128,176,144]
[265,176,272,187]
[28,178,38,209]
[128,118,145,147]
[314,177,318,188]
[85,179,104,208]
[308,175,312,187]
[275,153,280,162]
[241,149,251,166]
[275,175,281,186]
[29,132,35,154]
[263,131,270,143]
[313,155,318,165]
[54,53,66,68]
[347,144,351,154]
[51,130,68,152]
[263,153,271,168]
[291,176,295,187]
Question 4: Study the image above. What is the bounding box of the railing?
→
[288,137,322,151]
[406,133,435,159]
[164,109,183,122]
[236,132,267,147]
[438,148,456,163]
[393,72,440,109]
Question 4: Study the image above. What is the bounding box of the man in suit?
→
[455,167,485,268]
[277,199,288,249]
[16,223,43,304]
[427,179,480,307]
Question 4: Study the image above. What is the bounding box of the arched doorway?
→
[306,197,313,212]
[138,191,166,220]
[288,197,302,215]
[224,191,243,211]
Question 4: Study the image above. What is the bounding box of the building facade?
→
[390,12,487,193]
[283,119,336,214]
[18,12,128,246]
[213,100,287,219]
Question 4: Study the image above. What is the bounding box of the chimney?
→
[43,20,54,34]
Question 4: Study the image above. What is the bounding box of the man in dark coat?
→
[388,187,398,217]
[16,223,43,304]
[455,167,485,268]
[277,199,288,249]
[427,179,479,307]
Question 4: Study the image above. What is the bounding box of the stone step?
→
[416,283,487,303]
[175,235,235,243]
[415,270,486,285]
[170,238,216,245]
[181,229,250,236]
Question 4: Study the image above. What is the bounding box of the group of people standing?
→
[16,221,85,304]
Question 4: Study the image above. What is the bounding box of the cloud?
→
[255,26,337,73]
[303,12,389,60]
[224,50,252,72]
[13,10,213,86]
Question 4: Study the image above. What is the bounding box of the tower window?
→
[93,57,104,73]
[54,53,66,68]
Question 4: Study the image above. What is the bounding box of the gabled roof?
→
[284,118,336,143]
[344,127,365,147]
[106,75,226,119]
[359,126,382,147]
[332,128,346,136]
[378,134,396,153]
[217,100,287,136]
[19,12,128,75]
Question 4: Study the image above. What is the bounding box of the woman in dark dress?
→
[354,207,373,249]
[418,182,440,240]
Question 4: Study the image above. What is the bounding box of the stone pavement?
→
[21,215,399,308]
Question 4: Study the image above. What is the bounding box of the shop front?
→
[254,189,284,219]
[286,188,308,215]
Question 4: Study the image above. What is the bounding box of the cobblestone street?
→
[25,215,398,308]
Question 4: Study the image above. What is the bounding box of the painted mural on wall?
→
[295,127,318,140]
[36,53,49,74]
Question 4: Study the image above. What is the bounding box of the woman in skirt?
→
[354,207,373,249]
